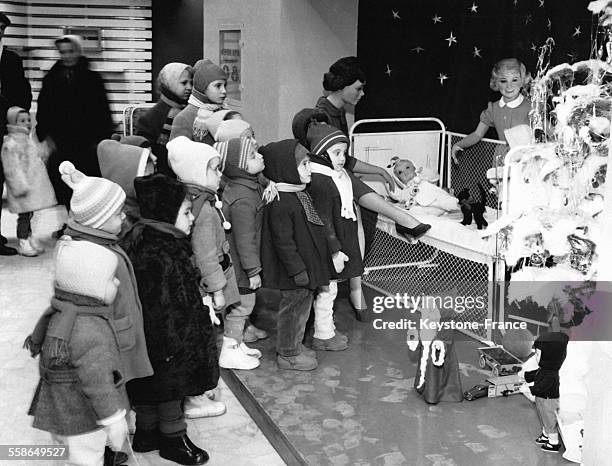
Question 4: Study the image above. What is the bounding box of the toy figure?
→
[457,184,488,229]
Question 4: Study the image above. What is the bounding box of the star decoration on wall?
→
[392,10,401,20]
[525,14,532,25]
[573,26,581,37]
[438,73,449,85]
[538,0,545,7]
[547,18,552,30]
[445,32,457,47]
[385,64,392,76]
[531,42,538,52]
[473,46,482,58]
[412,46,425,53]
[567,52,575,61]
[432,14,443,24]
[469,3,478,13]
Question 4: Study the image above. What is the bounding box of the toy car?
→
[464,383,490,401]
[477,345,523,377]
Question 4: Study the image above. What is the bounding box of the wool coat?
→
[28,293,129,437]
[121,225,219,403]
[308,162,364,280]
[259,140,331,291]
[190,185,240,307]
[1,127,56,213]
[64,220,153,382]
[221,176,263,290]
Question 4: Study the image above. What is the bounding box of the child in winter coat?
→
[1,106,56,256]
[523,331,570,453]
[120,173,214,465]
[96,137,156,236]
[214,137,269,365]
[167,136,258,373]
[305,124,368,351]
[57,161,153,385]
[26,238,129,466]
[169,59,228,144]
[259,139,331,371]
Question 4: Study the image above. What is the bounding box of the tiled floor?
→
[0,206,285,466]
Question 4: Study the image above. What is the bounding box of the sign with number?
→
[219,29,241,102]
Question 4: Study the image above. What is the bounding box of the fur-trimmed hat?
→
[214,137,257,177]
[55,237,119,304]
[167,136,221,187]
[306,123,349,157]
[59,161,126,228]
[191,59,227,100]
[134,173,187,224]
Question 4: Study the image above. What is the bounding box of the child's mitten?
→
[212,290,225,310]
[293,270,310,287]
[332,251,349,274]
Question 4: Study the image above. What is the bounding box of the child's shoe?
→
[534,434,549,445]
[396,223,431,240]
[159,433,209,465]
[17,238,40,257]
[311,333,349,351]
[29,237,45,254]
[131,429,161,452]
[540,442,561,453]
[334,330,349,343]
[219,337,260,369]
[277,352,318,371]
[184,393,227,418]
[243,324,268,343]
[300,344,316,358]
[239,341,262,358]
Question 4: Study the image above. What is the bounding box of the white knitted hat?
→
[204,109,231,141]
[55,238,119,304]
[215,119,252,143]
[167,136,221,186]
[59,161,126,228]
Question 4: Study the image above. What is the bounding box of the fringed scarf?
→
[188,93,227,142]
[24,291,113,365]
[262,181,324,226]
[310,163,357,221]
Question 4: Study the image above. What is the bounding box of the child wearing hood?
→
[523,331,570,453]
[96,137,156,235]
[135,62,193,174]
[119,174,214,465]
[57,161,153,386]
[167,136,259,373]
[1,106,56,256]
[169,59,228,145]
[259,140,331,371]
[26,239,129,466]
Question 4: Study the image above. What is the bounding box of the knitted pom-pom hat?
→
[191,59,227,100]
[306,123,349,157]
[167,136,221,187]
[134,173,187,224]
[59,161,126,228]
[214,137,257,177]
[55,237,119,304]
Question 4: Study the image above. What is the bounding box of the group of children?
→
[9,54,571,463]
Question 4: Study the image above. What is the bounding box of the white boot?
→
[29,237,45,254]
[17,238,40,257]
[184,393,227,418]
[219,337,260,370]
[240,342,262,358]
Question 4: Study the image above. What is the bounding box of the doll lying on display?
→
[406,303,463,404]
[386,157,459,216]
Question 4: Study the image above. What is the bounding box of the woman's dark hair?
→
[323,56,366,92]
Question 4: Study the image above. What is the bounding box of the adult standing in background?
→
[36,35,114,209]
[0,12,32,255]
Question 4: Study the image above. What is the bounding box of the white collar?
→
[498,94,524,108]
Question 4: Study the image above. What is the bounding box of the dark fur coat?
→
[120,226,219,403]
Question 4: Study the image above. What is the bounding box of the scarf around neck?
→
[264,182,324,226]
[311,163,356,221]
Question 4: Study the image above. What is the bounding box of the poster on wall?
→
[219,29,242,102]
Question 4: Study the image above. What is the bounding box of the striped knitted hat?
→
[59,161,126,228]
[214,137,257,176]
[306,123,349,158]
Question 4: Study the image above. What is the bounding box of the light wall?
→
[203,0,358,144]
